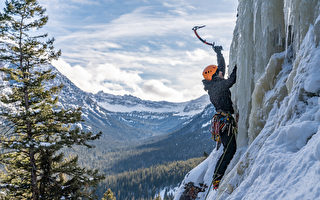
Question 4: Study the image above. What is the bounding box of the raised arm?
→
[213,46,225,76]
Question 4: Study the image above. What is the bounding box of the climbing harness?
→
[210,112,237,150]
[192,25,215,47]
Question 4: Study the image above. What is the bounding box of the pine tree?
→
[0,0,104,199]
[102,188,116,200]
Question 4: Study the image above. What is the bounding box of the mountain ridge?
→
[45,65,211,146]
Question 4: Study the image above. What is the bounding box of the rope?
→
[204,132,235,200]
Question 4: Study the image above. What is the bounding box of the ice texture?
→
[175,0,320,199]
[229,0,320,147]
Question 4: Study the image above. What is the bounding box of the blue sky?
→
[2,0,238,102]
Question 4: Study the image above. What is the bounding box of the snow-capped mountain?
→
[0,58,215,175]
[175,0,320,199]
[47,65,217,175]
[47,66,211,146]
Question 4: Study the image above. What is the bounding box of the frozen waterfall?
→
[175,0,320,199]
[229,0,320,146]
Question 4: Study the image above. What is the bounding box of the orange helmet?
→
[202,65,218,81]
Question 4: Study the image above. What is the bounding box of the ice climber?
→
[202,45,237,190]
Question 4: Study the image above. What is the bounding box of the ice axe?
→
[192,25,223,51]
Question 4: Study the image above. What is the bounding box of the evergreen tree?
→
[0,0,104,199]
[102,188,116,200]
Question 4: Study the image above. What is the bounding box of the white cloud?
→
[69,0,100,5]
[52,59,143,94]
[142,80,177,97]
[0,0,239,102]
[58,12,235,42]
[51,43,217,102]
[43,0,237,102]
[50,32,233,102]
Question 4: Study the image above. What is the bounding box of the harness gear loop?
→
[210,111,237,150]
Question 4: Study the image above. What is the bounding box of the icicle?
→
[284,0,292,58]
[278,27,284,47]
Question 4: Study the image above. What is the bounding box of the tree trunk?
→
[30,148,39,200]
[19,15,39,200]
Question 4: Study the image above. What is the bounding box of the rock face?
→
[174,1,320,199]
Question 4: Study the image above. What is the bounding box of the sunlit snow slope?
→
[175,0,320,199]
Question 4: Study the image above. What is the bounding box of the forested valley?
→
[98,157,205,199]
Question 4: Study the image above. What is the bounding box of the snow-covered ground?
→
[174,0,320,199]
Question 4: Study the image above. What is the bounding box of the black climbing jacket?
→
[202,65,237,114]
[216,52,226,76]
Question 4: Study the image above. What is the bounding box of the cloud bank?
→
[38,0,237,102]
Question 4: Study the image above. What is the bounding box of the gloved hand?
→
[233,65,237,73]
[213,45,223,54]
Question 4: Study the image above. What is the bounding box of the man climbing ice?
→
[202,45,238,190]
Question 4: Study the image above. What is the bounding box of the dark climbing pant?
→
[213,128,237,181]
